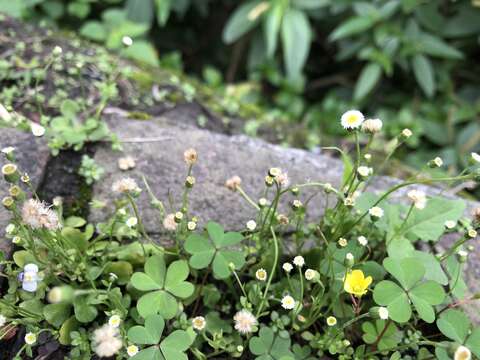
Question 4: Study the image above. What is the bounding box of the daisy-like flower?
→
[233,309,257,335]
[192,316,206,331]
[108,315,122,328]
[429,156,443,168]
[187,221,197,231]
[93,324,123,358]
[401,128,412,139]
[344,197,355,207]
[454,345,471,360]
[246,220,257,231]
[21,199,61,230]
[31,123,45,137]
[25,332,37,345]
[277,214,289,225]
[378,307,389,320]
[184,148,198,165]
[345,253,354,262]
[369,206,384,220]
[122,36,133,47]
[112,178,141,194]
[258,198,268,207]
[326,316,337,326]
[1,146,14,155]
[344,269,372,298]
[275,172,289,187]
[118,156,136,171]
[21,264,40,292]
[163,213,177,231]
[225,176,242,191]
[52,46,63,56]
[445,220,456,229]
[357,166,372,179]
[468,229,477,238]
[126,217,138,228]
[361,118,383,134]
[407,189,427,210]
[304,269,319,281]
[471,152,480,164]
[357,236,368,246]
[292,199,302,210]
[338,238,348,247]
[255,268,267,281]
[341,110,364,130]
[293,256,305,267]
[281,295,296,310]
[282,263,293,273]
[457,250,468,263]
[127,345,139,357]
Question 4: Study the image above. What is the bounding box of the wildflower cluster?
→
[0,111,479,359]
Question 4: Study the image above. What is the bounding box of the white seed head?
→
[93,324,122,358]
[163,213,177,231]
[407,189,427,210]
[233,309,257,335]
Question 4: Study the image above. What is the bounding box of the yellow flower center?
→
[347,114,359,125]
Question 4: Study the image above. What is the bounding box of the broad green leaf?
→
[165,260,194,298]
[410,251,448,285]
[383,257,425,290]
[137,290,178,319]
[161,329,194,354]
[410,280,445,305]
[123,41,160,67]
[128,314,164,345]
[58,316,79,345]
[466,327,480,357]
[387,293,412,323]
[436,309,470,343]
[412,54,435,97]
[330,16,376,41]
[145,255,166,288]
[131,272,162,291]
[401,198,465,242]
[79,21,107,42]
[219,232,244,247]
[155,0,171,26]
[418,33,463,59]
[281,7,312,79]
[126,0,154,24]
[131,346,164,360]
[373,281,411,323]
[223,1,263,44]
[185,235,216,269]
[73,296,97,323]
[264,2,283,57]
[212,250,245,279]
[207,222,225,247]
[64,216,86,228]
[354,62,382,100]
[410,293,435,323]
[43,303,71,328]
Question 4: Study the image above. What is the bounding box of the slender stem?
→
[341,312,369,330]
[232,269,247,298]
[256,227,279,317]
[237,186,260,210]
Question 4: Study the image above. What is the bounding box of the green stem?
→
[256,227,279,318]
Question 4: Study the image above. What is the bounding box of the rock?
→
[90,115,480,323]
[0,128,50,256]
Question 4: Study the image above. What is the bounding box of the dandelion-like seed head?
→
[93,324,123,358]
[369,206,384,220]
[407,189,427,210]
[361,118,383,134]
[233,309,257,335]
[22,199,61,230]
[163,213,177,231]
[112,178,141,195]
[184,148,198,165]
[118,156,136,171]
[225,175,242,191]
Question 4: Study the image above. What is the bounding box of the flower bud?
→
[428,157,443,168]
[292,199,303,210]
[2,196,14,210]
[344,253,354,267]
[185,176,195,188]
[2,164,20,183]
[369,306,389,320]
[323,183,334,194]
[1,147,15,161]
[9,185,24,200]
[265,176,274,187]
[400,128,412,140]
[291,187,299,195]
[174,211,184,223]
[47,286,74,303]
[456,250,468,263]
[258,198,268,208]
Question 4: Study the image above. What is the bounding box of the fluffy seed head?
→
[282,263,293,273]
[118,156,136,171]
[112,178,141,194]
[163,213,177,231]
[361,118,383,134]
[233,309,257,335]
[184,148,198,165]
[22,199,61,230]
[93,324,123,358]
[225,175,242,191]
[369,206,384,219]
[407,189,427,209]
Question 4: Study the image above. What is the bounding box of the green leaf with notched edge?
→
[436,309,470,343]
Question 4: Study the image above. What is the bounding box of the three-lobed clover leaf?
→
[249,327,294,360]
[127,314,195,360]
[131,255,194,319]
[373,257,445,323]
[185,221,245,279]
[434,309,480,359]
[361,320,402,351]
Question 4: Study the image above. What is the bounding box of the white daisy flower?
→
[126,217,138,228]
[369,206,384,220]
[357,236,368,246]
[357,166,372,179]
[192,316,206,331]
[401,128,412,139]
[127,345,139,357]
[282,263,293,273]
[326,316,337,326]
[304,269,319,281]
[108,315,122,328]
[31,123,45,137]
[338,238,348,247]
[454,345,471,360]
[246,220,257,231]
[255,268,267,281]
[407,189,427,210]
[341,110,364,130]
[293,256,305,268]
[445,220,456,229]
[25,332,37,345]
[281,295,296,310]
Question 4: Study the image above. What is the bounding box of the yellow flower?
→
[344,270,372,297]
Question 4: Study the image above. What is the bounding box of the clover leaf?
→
[131,255,194,319]
[373,257,445,323]
[361,320,401,351]
[436,309,480,358]
[185,222,245,279]
[127,314,195,360]
[249,327,294,360]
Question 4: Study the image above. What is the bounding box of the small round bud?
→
[1,146,15,161]
[21,173,30,183]
[361,118,383,134]
[428,157,443,168]
[344,197,355,207]
[246,220,257,231]
[304,269,320,282]
[185,176,195,188]
[122,36,133,47]
[338,238,348,247]
[344,253,354,267]
[292,199,303,210]
[187,221,196,231]
[52,45,63,56]
[323,183,334,194]
[265,176,274,187]
[2,196,14,210]
[467,229,477,238]
[291,187,299,195]
[357,166,372,181]
[228,262,236,270]
[400,128,412,140]
[364,153,372,162]
[174,211,184,223]
[326,316,337,326]
[456,250,468,263]
[258,198,268,208]
[369,306,389,320]
[268,167,282,177]
[369,206,384,221]
[2,164,19,183]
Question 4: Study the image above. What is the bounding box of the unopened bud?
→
[344,253,354,267]
[2,164,19,183]
[2,196,14,210]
